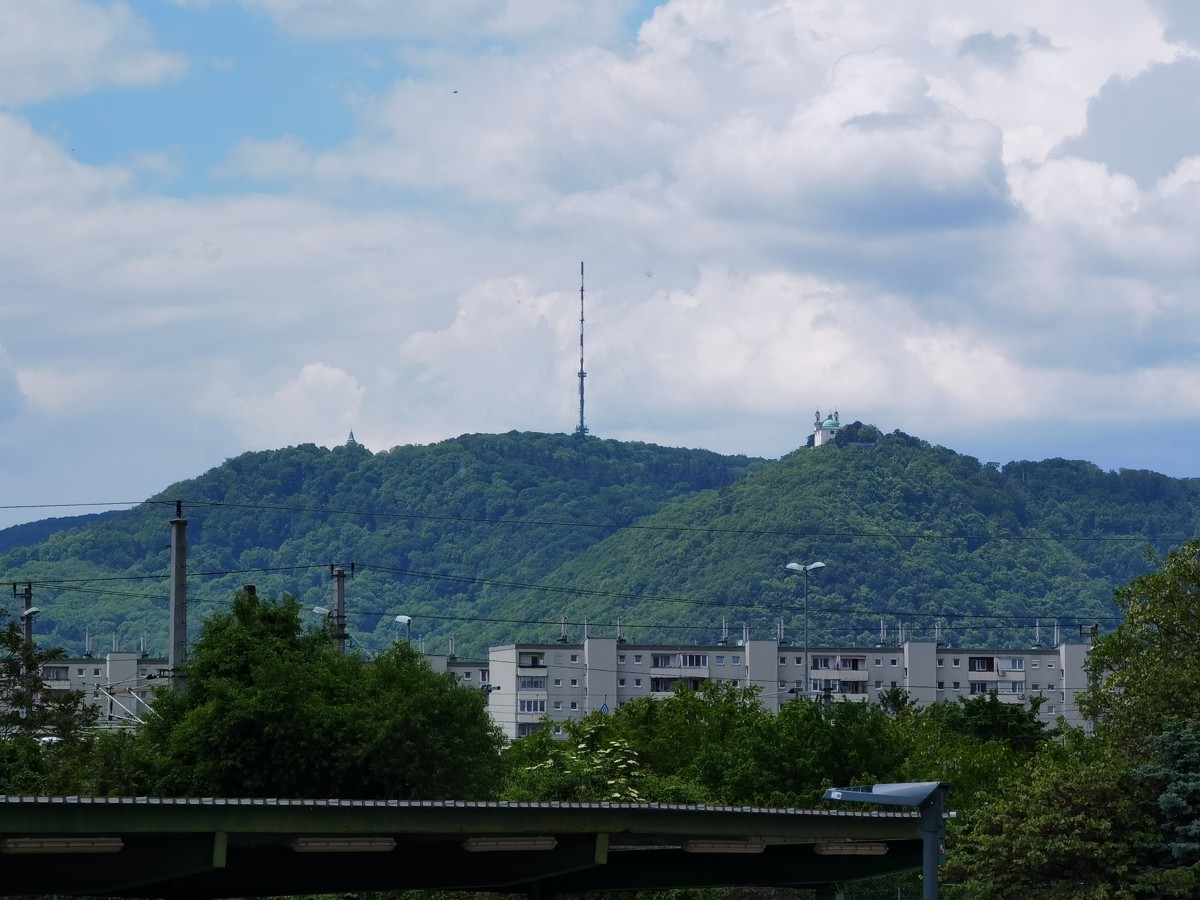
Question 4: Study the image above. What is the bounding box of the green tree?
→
[141,588,504,798]
[947,731,1158,898]
[0,610,97,743]
[1083,541,1200,751]
[503,716,646,802]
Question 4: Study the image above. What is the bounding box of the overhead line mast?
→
[574,261,588,438]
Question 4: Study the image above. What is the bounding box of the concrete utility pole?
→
[332,566,349,655]
[14,582,34,645]
[169,501,188,674]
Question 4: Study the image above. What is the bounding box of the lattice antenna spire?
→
[574,261,589,437]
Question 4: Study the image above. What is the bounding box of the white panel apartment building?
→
[37,641,1089,739]
[482,638,1090,739]
[40,652,170,728]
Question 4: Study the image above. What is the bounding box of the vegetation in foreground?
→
[3,543,1200,896]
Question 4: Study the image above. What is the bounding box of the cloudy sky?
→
[1,0,1199,529]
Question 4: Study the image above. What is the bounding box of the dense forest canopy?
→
[1,427,1197,658]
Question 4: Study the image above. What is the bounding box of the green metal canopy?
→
[0,797,927,899]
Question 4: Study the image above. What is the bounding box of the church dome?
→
[822,417,839,428]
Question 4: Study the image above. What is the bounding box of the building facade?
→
[41,652,169,728]
[483,638,1090,739]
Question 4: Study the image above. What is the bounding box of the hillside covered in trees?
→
[1,428,1197,657]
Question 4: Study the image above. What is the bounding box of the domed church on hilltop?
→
[813,410,840,447]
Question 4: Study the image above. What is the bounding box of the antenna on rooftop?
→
[573,261,589,438]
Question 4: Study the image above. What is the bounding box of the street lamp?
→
[395,614,413,642]
[785,560,826,694]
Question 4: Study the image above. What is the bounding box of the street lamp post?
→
[395,615,413,642]
[785,560,826,695]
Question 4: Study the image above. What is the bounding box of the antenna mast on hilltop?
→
[574,261,589,437]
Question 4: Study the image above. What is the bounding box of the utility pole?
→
[169,501,188,676]
[331,566,350,655]
[13,582,34,645]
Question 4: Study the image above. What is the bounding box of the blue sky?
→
[2,0,1200,530]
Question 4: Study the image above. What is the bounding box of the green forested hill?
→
[1,428,1197,657]
[500,433,1200,649]
[0,432,764,657]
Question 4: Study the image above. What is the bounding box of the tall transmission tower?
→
[574,260,589,437]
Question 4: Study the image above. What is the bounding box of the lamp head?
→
[312,606,330,616]
[19,606,39,618]
[395,615,412,626]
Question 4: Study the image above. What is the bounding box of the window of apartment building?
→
[518,699,546,714]
[968,657,994,672]
[480,670,489,682]
[618,655,626,664]
[1047,705,1057,714]
[874,658,882,667]
[77,668,85,676]
[552,725,563,735]
[570,702,578,710]
[553,678,562,687]
[43,666,68,681]
[812,656,833,670]
[681,654,707,668]
[779,680,787,688]
[553,654,562,664]
[652,654,675,667]
[730,680,738,687]
[969,681,989,695]
[517,723,540,737]
[953,682,961,690]
[875,680,883,689]
[570,654,579,663]
[731,655,741,665]
[795,657,804,666]
[1045,661,1055,669]
[462,671,472,679]
[520,653,545,667]
[952,658,961,667]
[618,679,626,687]
[553,701,562,710]
[997,681,1025,694]
[779,656,787,665]
[890,658,898,667]
[93,668,101,676]
[1047,682,1055,690]
[1031,661,1040,668]
[937,658,944,667]
[634,679,642,688]
[997,658,1024,672]
[937,682,944,690]
[890,681,898,688]
[1030,683,1040,691]
[518,676,545,690]
[634,655,643,664]
[715,656,725,666]
[570,679,578,687]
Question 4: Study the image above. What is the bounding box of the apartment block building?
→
[41,652,170,728]
[483,638,1090,739]
[35,640,1090,739]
